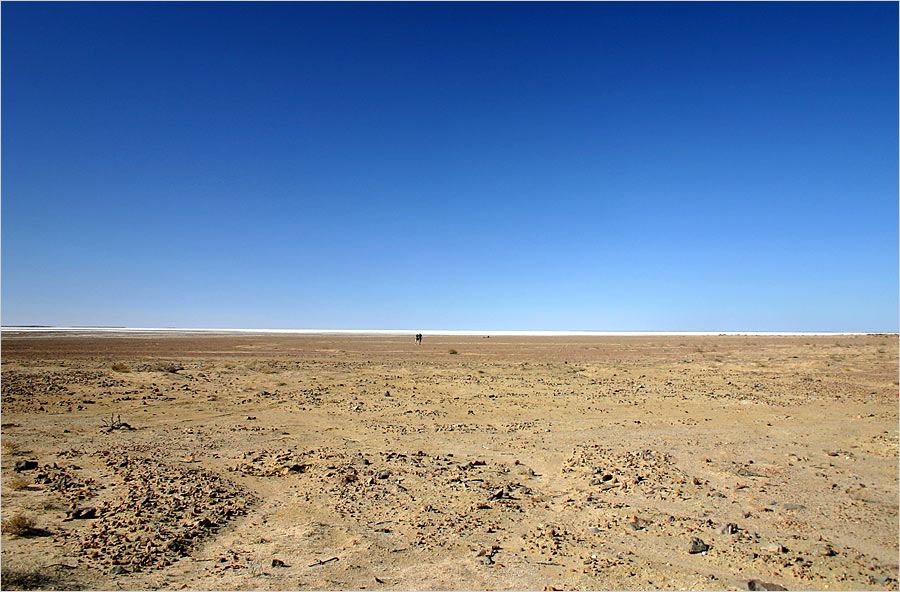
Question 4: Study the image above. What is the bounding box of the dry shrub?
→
[448,349,459,355]
[7,476,30,491]
[1,565,62,590]
[1,440,19,455]
[111,362,130,373]
[1,514,35,536]
[154,362,182,373]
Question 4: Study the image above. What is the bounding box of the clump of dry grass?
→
[1,514,36,536]
[111,362,130,373]
[6,476,30,491]
[154,362,183,374]
[1,440,20,455]
[448,349,459,355]
[1,565,61,590]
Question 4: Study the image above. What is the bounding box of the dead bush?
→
[7,476,30,491]
[110,362,130,373]
[1,565,65,590]
[100,414,133,432]
[1,440,20,455]
[2,514,35,536]
[154,362,183,374]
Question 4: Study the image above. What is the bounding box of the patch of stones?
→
[230,446,541,551]
[59,450,256,574]
[32,463,105,502]
[0,370,127,412]
[566,445,718,501]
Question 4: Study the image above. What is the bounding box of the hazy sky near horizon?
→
[2,2,897,331]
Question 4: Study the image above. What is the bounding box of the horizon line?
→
[1,326,893,337]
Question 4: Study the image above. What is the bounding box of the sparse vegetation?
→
[1,514,35,536]
[6,476,30,491]
[100,414,133,432]
[154,362,183,374]
[111,362,130,373]
[2,440,20,455]
[1,565,65,590]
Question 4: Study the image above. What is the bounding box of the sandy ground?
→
[0,333,897,591]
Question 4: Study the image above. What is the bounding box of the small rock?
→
[14,460,38,472]
[816,544,836,557]
[70,507,98,520]
[719,522,739,535]
[746,580,786,591]
[762,542,787,554]
[109,566,127,575]
[687,537,709,553]
[781,503,805,511]
[271,559,288,568]
[626,517,647,531]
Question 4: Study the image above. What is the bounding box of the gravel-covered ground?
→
[1,333,897,590]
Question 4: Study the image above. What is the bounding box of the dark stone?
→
[687,537,709,554]
[109,566,127,575]
[746,579,787,591]
[271,559,288,568]
[70,507,98,519]
[14,460,38,472]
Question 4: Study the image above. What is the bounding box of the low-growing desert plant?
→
[1,565,62,590]
[111,362,130,373]
[6,476,30,491]
[1,440,20,455]
[1,514,35,536]
[154,362,183,373]
[100,414,133,432]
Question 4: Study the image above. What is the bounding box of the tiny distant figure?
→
[415,333,422,345]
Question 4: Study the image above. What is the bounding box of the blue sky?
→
[2,2,897,331]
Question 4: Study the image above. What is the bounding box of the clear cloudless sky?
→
[2,1,897,331]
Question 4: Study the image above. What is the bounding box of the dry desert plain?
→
[0,332,898,591]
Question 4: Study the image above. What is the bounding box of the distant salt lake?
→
[0,327,875,336]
